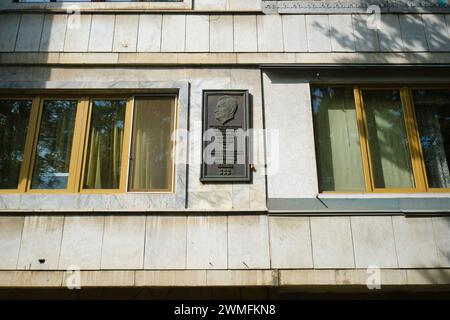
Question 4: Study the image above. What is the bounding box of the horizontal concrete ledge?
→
[2,52,450,66]
[1,269,449,288]
[268,197,450,213]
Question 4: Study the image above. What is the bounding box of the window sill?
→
[0,193,185,211]
[318,193,450,199]
[268,195,450,214]
[0,1,192,12]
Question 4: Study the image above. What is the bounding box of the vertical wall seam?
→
[390,216,401,268]
[99,215,107,270]
[13,14,23,52]
[430,217,441,267]
[159,14,164,52]
[15,216,26,270]
[348,216,357,268]
[56,215,66,271]
[308,216,315,268]
[142,215,148,270]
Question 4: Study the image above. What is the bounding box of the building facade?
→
[0,0,449,299]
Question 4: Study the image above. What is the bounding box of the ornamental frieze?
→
[262,0,450,13]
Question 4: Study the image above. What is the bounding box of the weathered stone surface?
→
[64,14,92,52]
[185,15,210,52]
[329,15,355,52]
[228,215,270,269]
[262,71,318,199]
[378,14,404,52]
[399,14,428,51]
[0,217,23,269]
[206,270,277,286]
[113,14,139,52]
[282,15,308,52]
[351,216,398,268]
[432,217,450,267]
[58,216,104,270]
[234,15,258,52]
[210,15,234,52]
[101,216,146,270]
[136,270,207,286]
[17,216,64,270]
[161,15,186,52]
[0,271,63,287]
[257,15,284,52]
[40,14,68,52]
[88,14,115,52]
[0,14,20,52]
[144,216,187,269]
[352,14,380,51]
[137,14,162,52]
[310,217,355,269]
[15,14,44,52]
[306,15,332,52]
[392,217,440,268]
[422,14,450,51]
[186,216,227,269]
[269,217,313,268]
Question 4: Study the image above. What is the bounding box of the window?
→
[128,96,175,192]
[312,85,450,193]
[0,94,176,193]
[0,99,33,190]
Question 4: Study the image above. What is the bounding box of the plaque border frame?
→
[200,89,252,183]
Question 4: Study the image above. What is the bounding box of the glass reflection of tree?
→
[31,100,77,189]
[0,100,32,189]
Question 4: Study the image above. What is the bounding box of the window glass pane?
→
[412,89,450,189]
[31,100,77,189]
[362,89,415,189]
[129,96,174,192]
[312,87,365,192]
[0,99,32,189]
[84,99,126,190]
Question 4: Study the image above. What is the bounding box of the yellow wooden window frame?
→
[79,97,133,194]
[316,85,450,194]
[408,87,450,193]
[0,94,177,194]
[26,97,86,194]
[0,97,39,193]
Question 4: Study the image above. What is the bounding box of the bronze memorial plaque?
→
[201,90,251,182]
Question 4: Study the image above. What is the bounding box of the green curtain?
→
[312,87,365,192]
[362,90,415,189]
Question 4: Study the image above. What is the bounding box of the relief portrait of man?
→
[214,95,239,125]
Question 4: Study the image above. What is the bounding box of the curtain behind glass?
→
[31,100,77,189]
[412,89,450,189]
[84,100,126,190]
[312,87,365,192]
[0,100,32,189]
[129,97,174,192]
[362,90,415,189]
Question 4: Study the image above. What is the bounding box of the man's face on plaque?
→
[214,96,238,125]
